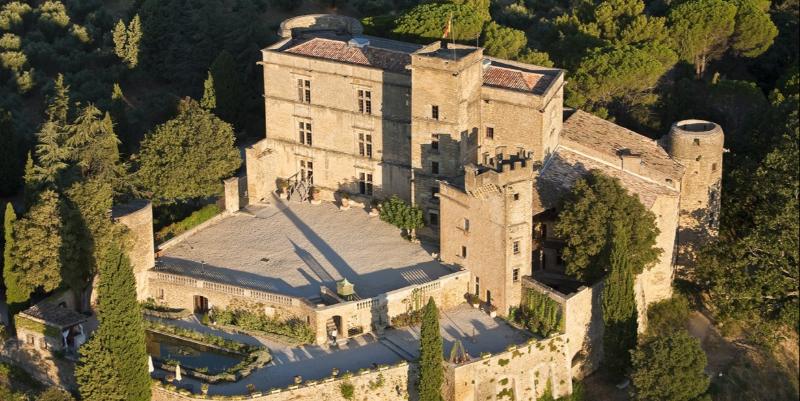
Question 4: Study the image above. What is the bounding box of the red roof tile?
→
[483,66,552,94]
[284,38,411,73]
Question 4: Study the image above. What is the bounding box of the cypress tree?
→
[418,297,443,401]
[76,331,126,401]
[209,50,243,128]
[201,72,216,110]
[3,203,17,298]
[82,237,151,401]
[602,220,638,378]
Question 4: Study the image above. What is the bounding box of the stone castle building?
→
[245,15,724,316]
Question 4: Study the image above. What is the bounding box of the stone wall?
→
[445,336,572,401]
[148,269,469,345]
[112,200,155,301]
[151,361,415,401]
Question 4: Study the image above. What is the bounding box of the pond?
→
[145,331,245,375]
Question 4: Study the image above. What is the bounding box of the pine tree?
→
[112,15,142,68]
[7,190,63,304]
[201,72,216,110]
[418,297,443,401]
[112,20,127,61]
[602,220,638,379]
[80,238,151,401]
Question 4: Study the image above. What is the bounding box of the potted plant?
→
[339,191,351,210]
[277,178,289,199]
[369,198,380,217]
[331,367,339,377]
[487,304,497,318]
[310,186,322,205]
[294,375,303,385]
[201,383,209,395]
[466,293,480,308]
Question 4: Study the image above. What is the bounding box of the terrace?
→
[156,198,453,302]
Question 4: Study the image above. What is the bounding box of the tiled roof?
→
[561,110,685,181]
[536,147,679,212]
[20,301,88,329]
[284,38,412,73]
[483,65,553,95]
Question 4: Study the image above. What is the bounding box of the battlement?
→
[464,151,537,193]
[411,41,483,72]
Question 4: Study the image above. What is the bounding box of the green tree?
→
[631,330,710,401]
[418,297,443,401]
[209,50,243,128]
[135,98,241,204]
[36,388,76,401]
[568,44,677,117]
[482,22,527,59]
[7,190,63,304]
[78,239,150,401]
[112,15,142,68]
[0,110,24,196]
[516,48,555,67]
[201,72,216,110]
[3,203,17,299]
[555,171,661,282]
[76,333,125,401]
[393,3,485,42]
[730,0,778,57]
[602,221,638,377]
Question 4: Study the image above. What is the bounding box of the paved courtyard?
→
[157,198,452,300]
[152,304,531,396]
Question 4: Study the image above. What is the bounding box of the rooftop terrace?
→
[156,199,452,301]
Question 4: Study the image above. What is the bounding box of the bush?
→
[339,381,355,400]
[646,295,690,337]
[155,203,221,242]
[516,290,564,337]
[379,195,424,232]
[209,306,314,344]
[390,309,424,328]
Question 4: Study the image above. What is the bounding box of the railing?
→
[151,271,301,307]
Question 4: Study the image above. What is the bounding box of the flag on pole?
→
[442,14,452,39]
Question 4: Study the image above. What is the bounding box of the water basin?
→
[145,331,244,375]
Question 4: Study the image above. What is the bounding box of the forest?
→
[0,0,797,400]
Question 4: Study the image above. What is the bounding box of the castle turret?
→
[665,119,724,264]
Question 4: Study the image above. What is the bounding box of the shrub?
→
[645,295,690,337]
[517,290,564,337]
[209,306,314,344]
[379,195,424,231]
[155,203,221,242]
[339,381,355,400]
[390,309,424,328]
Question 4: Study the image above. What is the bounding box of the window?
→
[512,268,520,282]
[358,172,373,195]
[358,133,373,158]
[26,334,34,346]
[157,288,165,300]
[431,187,439,202]
[429,211,439,226]
[300,159,314,183]
[712,163,718,172]
[513,240,520,254]
[431,161,439,175]
[297,79,311,103]
[298,121,312,146]
[513,193,520,201]
[431,139,439,151]
[39,338,48,350]
[486,126,494,139]
[461,246,467,258]
[693,138,700,145]
[431,105,439,120]
[475,277,480,295]
[357,89,372,114]
[463,218,470,232]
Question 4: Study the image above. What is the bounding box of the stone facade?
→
[112,199,155,300]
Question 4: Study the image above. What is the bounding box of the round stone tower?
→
[666,119,724,264]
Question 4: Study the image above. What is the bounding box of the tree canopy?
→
[631,330,710,401]
[418,297,443,401]
[394,3,485,42]
[555,171,661,282]
[135,98,241,204]
[481,22,527,59]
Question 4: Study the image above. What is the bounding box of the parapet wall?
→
[152,360,415,401]
[278,14,363,38]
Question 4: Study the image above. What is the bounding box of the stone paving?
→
[158,198,452,300]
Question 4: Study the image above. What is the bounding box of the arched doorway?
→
[326,315,344,340]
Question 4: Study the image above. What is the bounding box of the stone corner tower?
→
[111,199,155,300]
[665,119,724,264]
